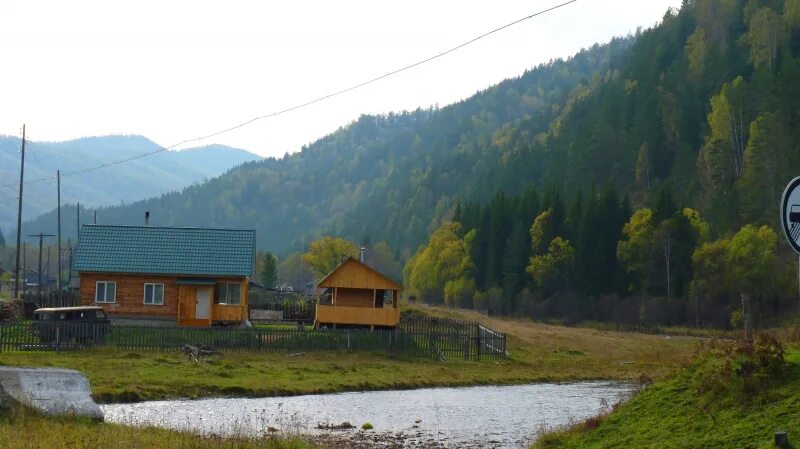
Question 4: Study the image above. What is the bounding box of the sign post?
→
[780,177,800,307]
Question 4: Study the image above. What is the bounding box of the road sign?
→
[780,176,800,254]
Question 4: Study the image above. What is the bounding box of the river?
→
[102,382,634,448]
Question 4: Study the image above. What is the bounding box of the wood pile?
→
[0,299,23,323]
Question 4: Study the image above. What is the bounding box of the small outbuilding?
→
[73,225,255,327]
[314,256,401,329]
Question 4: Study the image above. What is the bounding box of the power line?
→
[2,0,578,189]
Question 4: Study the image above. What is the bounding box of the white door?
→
[195,287,211,320]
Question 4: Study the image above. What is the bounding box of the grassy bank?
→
[0,406,311,449]
[533,334,800,448]
[0,310,697,402]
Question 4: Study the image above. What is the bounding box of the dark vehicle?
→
[31,306,111,344]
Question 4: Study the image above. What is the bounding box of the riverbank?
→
[0,315,696,403]
[0,406,311,449]
[532,333,800,448]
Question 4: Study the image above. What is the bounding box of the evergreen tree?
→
[260,252,278,289]
[501,222,529,313]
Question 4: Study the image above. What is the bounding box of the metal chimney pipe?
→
[145,211,150,226]
[360,247,366,263]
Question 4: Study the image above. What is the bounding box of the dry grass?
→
[405,305,699,381]
[0,406,312,449]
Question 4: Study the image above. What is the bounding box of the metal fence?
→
[0,319,506,361]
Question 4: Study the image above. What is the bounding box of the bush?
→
[691,332,787,406]
[361,422,373,430]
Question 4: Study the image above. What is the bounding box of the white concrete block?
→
[0,367,103,419]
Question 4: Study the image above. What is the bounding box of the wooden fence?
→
[0,319,506,361]
[400,316,508,361]
[248,291,315,322]
[22,292,80,309]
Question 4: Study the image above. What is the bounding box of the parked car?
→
[31,306,111,344]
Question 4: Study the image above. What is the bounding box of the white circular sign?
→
[781,176,800,254]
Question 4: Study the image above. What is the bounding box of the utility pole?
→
[57,170,62,300]
[13,125,25,299]
[76,202,81,242]
[46,246,51,293]
[21,242,27,297]
[28,233,54,298]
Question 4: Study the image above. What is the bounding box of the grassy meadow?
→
[0,307,699,402]
[0,306,705,448]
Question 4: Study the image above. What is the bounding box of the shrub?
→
[361,422,373,430]
[691,332,787,406]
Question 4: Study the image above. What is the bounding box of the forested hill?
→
[20,0,800,258]
[1,135,261,232]
[19,38,632,251]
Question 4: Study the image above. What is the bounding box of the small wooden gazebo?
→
[314,257,401,329]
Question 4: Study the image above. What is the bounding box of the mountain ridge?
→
[1,135,262,232]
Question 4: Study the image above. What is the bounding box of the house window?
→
[143,283,164,305]
[95,281,116,303]
[217,282,241,305]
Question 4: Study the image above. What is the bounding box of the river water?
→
[102,382,634,448]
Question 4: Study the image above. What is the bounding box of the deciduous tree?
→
[302,237,359,277]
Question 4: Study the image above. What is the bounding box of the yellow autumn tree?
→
[302,236,359,277]
[403,222,474,304]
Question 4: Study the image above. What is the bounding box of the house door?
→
[195,287,212,320]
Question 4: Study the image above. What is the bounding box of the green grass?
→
[533,335,800,449]
[0,307,699,403]
[0,308,705,446]
[0,406,312,449]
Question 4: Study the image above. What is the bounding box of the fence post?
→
[475,324,481,362]
[159,327,165,351]
[55,324,61,352]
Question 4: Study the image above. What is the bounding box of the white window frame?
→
[143,283,165,305]
[95,281,117,304]
[217,282,241,305]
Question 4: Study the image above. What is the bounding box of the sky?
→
[0,0,682,159]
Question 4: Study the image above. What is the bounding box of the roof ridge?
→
[83,224,255,232]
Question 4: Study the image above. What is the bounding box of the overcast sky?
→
[0,0,681,159]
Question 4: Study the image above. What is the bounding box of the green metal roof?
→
[73,225,255,277]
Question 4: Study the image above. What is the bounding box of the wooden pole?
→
[57,170,62,300]
[46,246,51,293]
[13,125,25,299]
[28,233,54,298]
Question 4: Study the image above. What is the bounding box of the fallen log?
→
[182,344,219,362]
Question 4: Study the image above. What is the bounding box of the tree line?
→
[405,185,796,330]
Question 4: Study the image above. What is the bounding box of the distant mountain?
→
[18,39,630,252]
[0,135,261,231]
[22,0,800,258]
